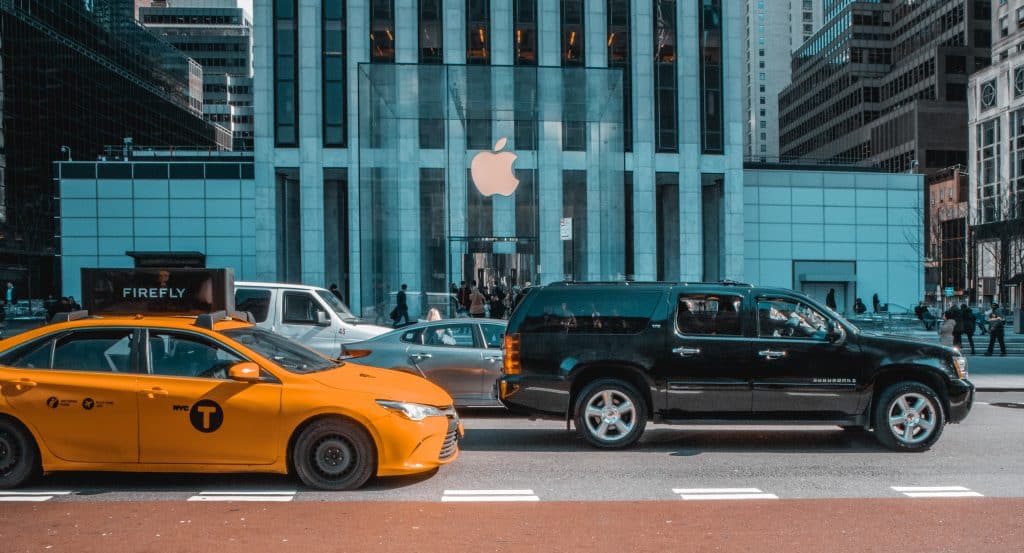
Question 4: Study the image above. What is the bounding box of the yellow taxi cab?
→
[0,311,462,490]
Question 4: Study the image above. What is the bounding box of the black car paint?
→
[499,283,974,426]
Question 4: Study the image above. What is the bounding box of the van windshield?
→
[316,290,357,321]
[224,327,338,373]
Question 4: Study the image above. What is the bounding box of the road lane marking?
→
[442,489,540,502]
[892,486,984,498]
[189,490,296,502]
[0,491,73,502]
[674,488,778,500]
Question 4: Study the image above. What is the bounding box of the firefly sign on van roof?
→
[81,268,235,315]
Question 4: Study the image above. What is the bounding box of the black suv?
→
[499,282,973,451]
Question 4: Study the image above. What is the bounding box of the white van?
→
[234,281,391,357]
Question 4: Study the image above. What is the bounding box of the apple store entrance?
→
[356,63,624,320]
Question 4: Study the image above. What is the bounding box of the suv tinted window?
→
[236,288,271,322]
[676,293,744,336]
[756,297,830,341]
[519,289,661,334]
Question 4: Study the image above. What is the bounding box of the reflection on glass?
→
[467,0,490,64]
[656,172,679,280]
[514,0,537,65]
[274,0,298,146]
[322,0,346,147]
[654,0,677,153]
[563,171,587,280]
[370,0,395,62]
[608,0,632,151]
[699,0,724,153]
[561,0,584,66]
[419,0,443,64]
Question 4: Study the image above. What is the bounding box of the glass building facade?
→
[0,0,222,296]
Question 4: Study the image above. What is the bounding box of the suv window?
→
[756,297,830,341]
[519,290,661,334]
[235,288,271,322]
[282,291,322,325]
[52,330,134,372]
[676,293,744,336]
[148,330,243,379]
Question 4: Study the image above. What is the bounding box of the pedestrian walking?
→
[853,298,867,315]
[980,303,992,335]
[959,303,976,355]
[469,284,485,318]
[825,288,837,311]
[937,311,956,347]
[985,303,1007,356]
[458,281,471,314]
[872,293,880,313]
[952,309,963,348]
[392,284,410,327]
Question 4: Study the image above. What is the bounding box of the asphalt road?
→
[3,391,1021,503]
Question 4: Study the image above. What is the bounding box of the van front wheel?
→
[574,379,647,449]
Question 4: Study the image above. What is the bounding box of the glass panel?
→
[148,331,242,379]
[518,289,661,334]
[756,297,830,341]
[514,0,538,65]
[699,0,724,154]
[53,330,134,373]
[235,288,272,322]
[467,0,491,65]
[702,174,724,282]
[322,0,346,147]
[561,0,585,66]
[676,293,743,336]
[656,172,679,280]
[419,0,444,64]
[370,0,396,62]
[654,0,677,153]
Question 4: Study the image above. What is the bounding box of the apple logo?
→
[471,138,519,197]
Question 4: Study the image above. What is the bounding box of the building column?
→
[299,0,325,285]
[395,0,423,296]
[723,0,746,280]
[490,0,516,258]
[253,0,277,280]
[631,0,656,280]
[678,0,702,281]
[445,2,468,284]
[537,0,564,283]
[347,0,370,311]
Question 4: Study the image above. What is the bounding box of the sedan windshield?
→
[224,327,338,374]
[316,290,357,320]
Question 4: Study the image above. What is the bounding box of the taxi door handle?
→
[1,378,38,389]
[141,387,169,398]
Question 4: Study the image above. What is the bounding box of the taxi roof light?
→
[49,310,90,324]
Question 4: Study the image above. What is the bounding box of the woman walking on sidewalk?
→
[938,311,956,347]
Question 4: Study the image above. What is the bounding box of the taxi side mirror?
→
[229,362,265,383]
[316,310,331,327]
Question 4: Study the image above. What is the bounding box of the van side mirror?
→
[229,362,265,383]
[316,310,331,327]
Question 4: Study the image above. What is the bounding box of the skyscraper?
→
[743,0,823,161]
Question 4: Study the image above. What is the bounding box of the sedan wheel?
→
[873,382,945,451]
[0,419,38,489]
[574,379,646,449]
[292,419,376,490]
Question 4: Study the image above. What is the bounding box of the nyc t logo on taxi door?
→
[189,400,224,433]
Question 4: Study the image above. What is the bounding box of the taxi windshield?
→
[224,327,339,374]
[316,290,357,321]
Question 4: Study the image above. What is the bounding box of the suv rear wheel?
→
[574,379,647,449]
[873,381,945,451]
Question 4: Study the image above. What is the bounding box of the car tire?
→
[574,378,647,449]
[292,419,376,491]
[0,418,39,489]
[873,381,945,452]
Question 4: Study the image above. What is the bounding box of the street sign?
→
[944,287,955,297]
[559,217,573,241]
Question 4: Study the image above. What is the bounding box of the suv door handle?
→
[758,349,787,360]
[141,387,169,398]
[409,352,433,362]
[672,347,701,357]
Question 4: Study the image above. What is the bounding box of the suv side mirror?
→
[826,320,843,344]
[229,362,265,383]
[316,310,331,327]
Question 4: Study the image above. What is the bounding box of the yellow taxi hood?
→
[311,364,453,407]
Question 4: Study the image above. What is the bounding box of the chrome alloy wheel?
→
[583,389,637,442]
[886,392,938,445]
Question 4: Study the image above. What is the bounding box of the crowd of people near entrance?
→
[449,280,530,320]
[922,301,1007,356]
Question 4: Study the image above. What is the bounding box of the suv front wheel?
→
[574,379,647,449]
[873,381,945,451]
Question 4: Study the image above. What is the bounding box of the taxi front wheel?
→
[292,419,376,491]
[0,418,38,489]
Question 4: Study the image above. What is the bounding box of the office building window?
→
[274,0,298,146]
[656,172,679,280]
[562,0,584,65]
[420,169,447,293]
[513,0,537,65]
[370,0,395,62]
[624,171,634,279]
[1011,110,1024,218]
[654,0,678,153]
[701,174,724,281]
[467,0,490,64]
[563,171,588,280]
[700,0,723,153]
[419,0,443,64]
[323,0,346,147]
[608,0,632,151]
[977,118,1000,223]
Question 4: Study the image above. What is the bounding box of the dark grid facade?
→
[779,0,991,173]
[0,0,221,296]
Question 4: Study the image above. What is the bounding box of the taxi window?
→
[148,331,243,379]
[52,330,134,373]
[0,338,54,369]
[235,288,271,323]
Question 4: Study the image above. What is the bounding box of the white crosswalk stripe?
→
[0,491,73,502]
[892,486,983,498]
[673,488,778,500]
[188,490,297,502]
[442,489,539,502]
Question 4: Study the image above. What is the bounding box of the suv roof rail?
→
[50,310,90,324]
[717,279,754,287]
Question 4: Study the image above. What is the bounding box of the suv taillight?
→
[503,333,521,375]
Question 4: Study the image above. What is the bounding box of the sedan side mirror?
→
[316,310,332,327]
[229,362,266,383]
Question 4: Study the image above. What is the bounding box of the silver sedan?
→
[342,319,507,408]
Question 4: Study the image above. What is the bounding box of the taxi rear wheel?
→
[292,419,376,491]
[0,419,38,489]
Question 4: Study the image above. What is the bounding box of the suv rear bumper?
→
[947,378,974,423]
[498,376,571,418]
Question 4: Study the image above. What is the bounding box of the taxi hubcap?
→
[312,437,354,478]
[887,393,937,445]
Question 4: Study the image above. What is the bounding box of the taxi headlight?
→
[375,400,445,421]
[952,355,968,379]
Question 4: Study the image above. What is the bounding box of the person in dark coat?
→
[872,293,880,313]
[951,309,963,348]
[825,288,837,311]
[393,284,410,327]
[985,302,1006,356]
[959,304,976,355]
[853,298,867,315]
